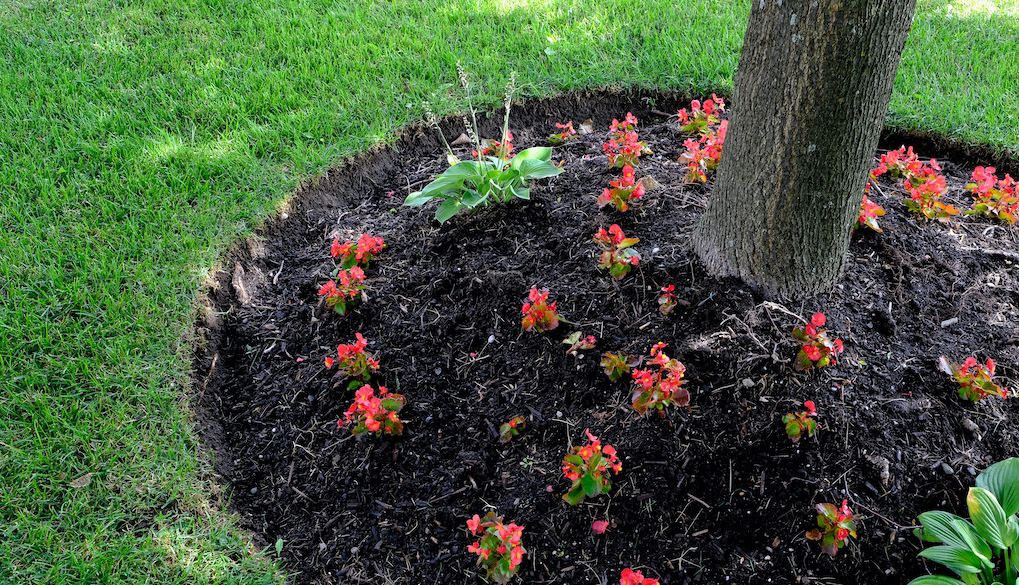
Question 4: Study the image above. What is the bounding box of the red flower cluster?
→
[549,120,578,145]
[340,384,406,436]
[318,265,366,315]
[521,287,560,333]
[597,164,645,212]
[658,284,678,315]
[966,166,1018,224]
[631,342,689,415]
[477,130,514,159]
[331,233,386,269]
[806,500,857,556]
[601,352,639,382]
[621,568,660,585]
[680,120,728,183]
[676,94,725,136]
[324,332,380,389]
[903,159,958,219]
[857,194,886,233]
[603,112,648,168]
[871,146,958,220]
[499,415,527,443]
[871,145,920,179]
[782,400,817,443]
[792,312,844,370]
[593,224,641,280]
[466,512,526,584]
[561,429,622,505]
[938,356,1008,402]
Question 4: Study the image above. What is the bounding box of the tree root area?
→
[194,91,1019,584]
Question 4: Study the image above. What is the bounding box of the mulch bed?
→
[194,91,1019,584]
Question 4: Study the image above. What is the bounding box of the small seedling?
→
[561,429,622,505]
[782,400,817,442]
[521,287,560,333]
[499,415,527,443]
[594,224,641,280]
[466,512,526,584]
[806,499,857,556]
[938,356,1008,401]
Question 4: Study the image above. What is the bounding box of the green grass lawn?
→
[1,0,1016,581]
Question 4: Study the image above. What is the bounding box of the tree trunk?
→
[692,0,917,298]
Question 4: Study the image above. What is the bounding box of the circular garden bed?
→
[194,92,1019,584]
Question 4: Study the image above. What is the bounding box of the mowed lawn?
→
[1,0,1016,582]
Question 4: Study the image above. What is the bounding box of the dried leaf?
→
[70,473,92,489]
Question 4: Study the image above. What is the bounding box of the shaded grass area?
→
[0,0,1015,581]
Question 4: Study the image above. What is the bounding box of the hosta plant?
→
[548,121,578,145]
[620,568,660,585]
[658,284,678,315]
[597,164,645,212]
[782,400,817,443]
[563,331,596,356]
[466,512,526,584]
[631,342,689,415]
[938,356,1009,402]
[324,332,380,390]
[792,312,844,370]
[908,458,1019,585]
[594,224,641,280]
[404,71,562,223]
[603,112,649,168]
[340,384,406,436]
[676,94,726,136]
[601,352,640,382]
[331,234,386,269]
[966,166,1018,224]
[318,266,366,315]
[806,499,858,556]
[521,287,560,333]
[499,415,527,443]
[680,120,727,183]
[857,193,886,233]
[561,429,622,505]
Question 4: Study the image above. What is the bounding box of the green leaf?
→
[968,487,1016,548]
[976,458,1019,516]
[517,158,562,179]
[580,473,600,497]
[419,173,465,196]
[404,190,433,207]
[444,160,486,177]
[563,454,584,467]
[907,576,967,585]
[460,189,486,207]
[948,517,993,567]
[510,185,530,200]
[562,483,585,506]
[274,538,284,555]
[918,545,984,576]
[785,421,801,439]
[510,147,553,169]
[434,199,461,224]
[917,511,979,547]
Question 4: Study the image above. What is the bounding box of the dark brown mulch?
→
[194,91,1019,585]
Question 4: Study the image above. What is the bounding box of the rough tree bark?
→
[692,0,917,298]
